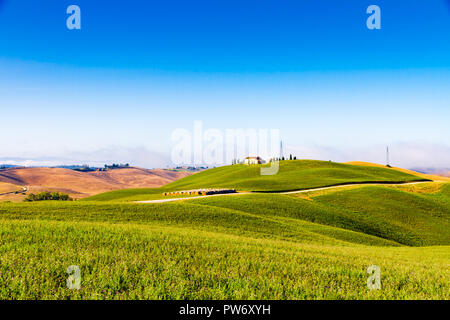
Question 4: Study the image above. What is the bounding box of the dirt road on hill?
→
[136,180,431,204]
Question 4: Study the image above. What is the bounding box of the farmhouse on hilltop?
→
[244,156,265,165]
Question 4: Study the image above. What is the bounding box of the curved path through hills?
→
[0,186,27,196]
[136,180,431,204]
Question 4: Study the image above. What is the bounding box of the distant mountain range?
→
[0,164,20,169]
[411,167,450,177]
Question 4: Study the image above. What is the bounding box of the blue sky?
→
[0,0,449,168]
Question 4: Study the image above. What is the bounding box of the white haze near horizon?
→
[1,142,449,171]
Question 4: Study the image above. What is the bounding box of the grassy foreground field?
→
[0,173,449,299]
[0,219,448,299]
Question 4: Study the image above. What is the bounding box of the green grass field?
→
[84,160,429,202]
[0,161,448,299]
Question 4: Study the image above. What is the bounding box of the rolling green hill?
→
[84,160,428,202]
[0,161,448,299]
[164,160,427,192]
[0,181,449,299]
[189,186,450,246]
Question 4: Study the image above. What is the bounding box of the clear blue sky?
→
[0,0,449,168]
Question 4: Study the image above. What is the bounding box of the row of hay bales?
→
[163,188,237,196]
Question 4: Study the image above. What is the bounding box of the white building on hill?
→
[244,156,265,165]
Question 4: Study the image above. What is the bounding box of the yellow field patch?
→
[346,161,450,182]
[0,182,22,194]
[391,182,447,194]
